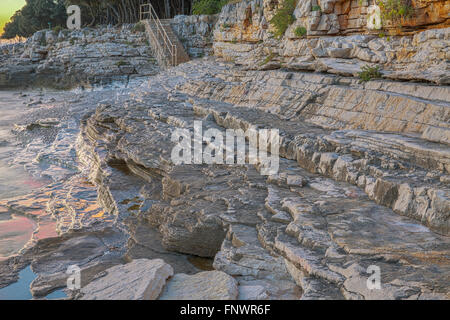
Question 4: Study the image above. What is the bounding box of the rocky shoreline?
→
[71,59,450,299]
[0,25,158,89]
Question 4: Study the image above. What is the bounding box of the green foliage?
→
[2,0,67,39]
[53,25,63,34]
[192,0,228,15]
[116,60,128,67]
[358,65,382,82]
[311,5,321,11]
[270,0,297,39]
[132,22,145,33]
[260,52,276,66]
[2,0,196,39]
[294,26,307,37]
[377,0,413,26]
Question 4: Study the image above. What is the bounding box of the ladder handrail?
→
[140,3,177,66]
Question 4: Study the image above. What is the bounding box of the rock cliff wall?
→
[215,0,449,39]
[213,0,449,84]
[0,25,158,89]
[170,15,218,57]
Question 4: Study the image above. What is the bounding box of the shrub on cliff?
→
[132,22,146,33]
[377,0,413,26]
[270,0,297,39]
[192,0,229,15]
[358,65,382,82]
[294,26,307,37]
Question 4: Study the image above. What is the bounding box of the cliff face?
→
[74,59,450,299]
[0,25,158,89]
[213,0,449,84]
[214,0,449,40]
[170,15,218,58]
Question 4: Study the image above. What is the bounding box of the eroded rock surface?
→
[213,0,450,84]
[159,271,238,300]
[0,7,448,298]
[171,15,218,58]
[0,25,158,89]
[72,58,449,299]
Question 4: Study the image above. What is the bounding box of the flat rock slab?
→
[159,271,238,300]
[80,259,173,300]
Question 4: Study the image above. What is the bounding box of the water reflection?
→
[0,266,35,300]
[0,213,36,261]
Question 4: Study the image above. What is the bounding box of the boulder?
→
[80,259,174,300]
[159,271,238,300]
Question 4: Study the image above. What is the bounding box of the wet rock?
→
[5,52,447,301]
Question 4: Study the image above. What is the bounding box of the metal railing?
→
[140,3,177,67]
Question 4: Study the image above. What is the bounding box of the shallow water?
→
[0,265,67,300]
[0,80,146,298]
[0,91,46,200]
[0,213,36,260]
[0,266,34,300]
[0,91,49,264]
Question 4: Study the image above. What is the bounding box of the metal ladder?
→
[140,3,188,67]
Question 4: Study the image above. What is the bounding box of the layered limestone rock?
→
[79,259,174,300]
[213,0,450,84]
[1,57,447,300]
[1,5,448,300]
[215,0,449,40]
[177,61,450,235]
[171,15,219,57]
[0,25,158,89]
[75,58,449,299]
[159,271,239,300]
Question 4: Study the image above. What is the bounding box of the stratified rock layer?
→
[76,58,449,299]
[171,15,218,58]
[159,271,239,300]
[0,25,158,89]
[213,0,450,84]
[79,259,174,300]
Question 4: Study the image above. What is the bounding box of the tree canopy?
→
[1,0,195,39]
[2,0,67,38]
